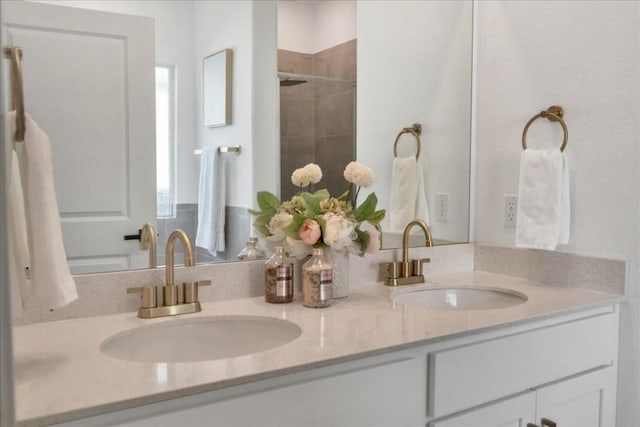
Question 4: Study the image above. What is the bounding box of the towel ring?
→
[522,105,568,152]
[393,123,422,159]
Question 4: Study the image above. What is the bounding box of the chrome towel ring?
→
[522,105,568,152]
[393,123,422,159]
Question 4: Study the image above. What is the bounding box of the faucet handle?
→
[410,258,431,276]
[382,262,402,280]
[183,280,212,304]
[127,286,157,309]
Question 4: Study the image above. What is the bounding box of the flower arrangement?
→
[249,162,385,258]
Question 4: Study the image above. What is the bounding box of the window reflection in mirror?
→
[155,65,176,219]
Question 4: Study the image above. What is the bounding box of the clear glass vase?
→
[327,248,350,299]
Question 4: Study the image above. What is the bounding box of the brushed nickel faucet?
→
[383,219,433,286]
[140,223,157,269]
[127,229,211,318]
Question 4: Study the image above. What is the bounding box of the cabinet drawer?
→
[428,312,618,417]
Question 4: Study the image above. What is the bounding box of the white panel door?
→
[536,367,617,427]
[2,1,156,273]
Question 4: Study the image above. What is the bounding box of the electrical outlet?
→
[437,192,449,222]
[504,194,518,228]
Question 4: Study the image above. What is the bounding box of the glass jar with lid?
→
[238,237,265,260]
[302,248,332,308]
[264,246,294,303]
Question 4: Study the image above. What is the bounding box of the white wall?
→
[194,0,278,208]
[357,1,472,241]
[251,2,280,206]
[473,2,640,424]
[277,0,356,53]
[36,0,199,204]
[315,0,356,52]
[277,0,316,53]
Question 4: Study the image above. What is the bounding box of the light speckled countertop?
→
[13,271,624,426]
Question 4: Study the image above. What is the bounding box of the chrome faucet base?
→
[384,275,425,287]
[137,302,202,319]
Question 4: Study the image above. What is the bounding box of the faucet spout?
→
[401,219,433,277]
[165,229,194,287]
[140,223,157,269]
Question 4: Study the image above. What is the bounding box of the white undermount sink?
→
[100,315,302,363]
[392,286,528,311]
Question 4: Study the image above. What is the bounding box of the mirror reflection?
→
[1,0,472,275]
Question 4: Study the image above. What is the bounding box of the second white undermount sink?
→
[100,315,302,363]
[392,286,528,311]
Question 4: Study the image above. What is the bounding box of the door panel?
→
[536,367,616,427]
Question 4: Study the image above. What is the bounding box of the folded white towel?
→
[515,148,570,250]
[196,146,226,254]
[7,112,78,311]
[389,156,431,232]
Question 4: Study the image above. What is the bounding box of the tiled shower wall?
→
[279,39,356,200]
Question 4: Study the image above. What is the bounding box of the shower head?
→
[280,78,307,87]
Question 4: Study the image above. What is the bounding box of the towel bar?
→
[393,123,422,159]
[194,145,241,155]
[522,105,568,152]
[3,46,25,142]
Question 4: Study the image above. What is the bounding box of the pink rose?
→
[366,228,381,254]
[299,219,321,245]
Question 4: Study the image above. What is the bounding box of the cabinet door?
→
[535,367,616,427]
[429,392,536,427]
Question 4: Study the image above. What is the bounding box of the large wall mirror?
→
[1,0,473,275]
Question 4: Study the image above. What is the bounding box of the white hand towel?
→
[7,141,31,313]
[196,146,226,254]
[515,148,570,250]
[11,112,78,310]
[389,156,431,232]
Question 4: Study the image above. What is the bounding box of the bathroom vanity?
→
[12,271,622,427]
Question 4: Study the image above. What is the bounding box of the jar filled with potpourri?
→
[302,248,332,308]
[264,246,294,303]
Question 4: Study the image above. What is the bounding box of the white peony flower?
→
[291,163,323,187]
[303,163,322,184]
[322,212,356,250]
[291,167,309,187]
[344,161,374,187]
[267,212,293,238]
[286,237,313,259]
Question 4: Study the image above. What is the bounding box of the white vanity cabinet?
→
[429,367,615,427]
[55,305,619,427]
[427,305,618,426]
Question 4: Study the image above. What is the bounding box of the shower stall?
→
[277,40,357,201]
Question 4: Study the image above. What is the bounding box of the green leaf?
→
[355,193,377,222]
[366,209,386,225]
[283,214,305,239]
[257,191,280,213]
[252,213,273,236]
[301,193,320,216]
[354,228,370,257]
[313,189,330,200]
[247,208,262,216]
